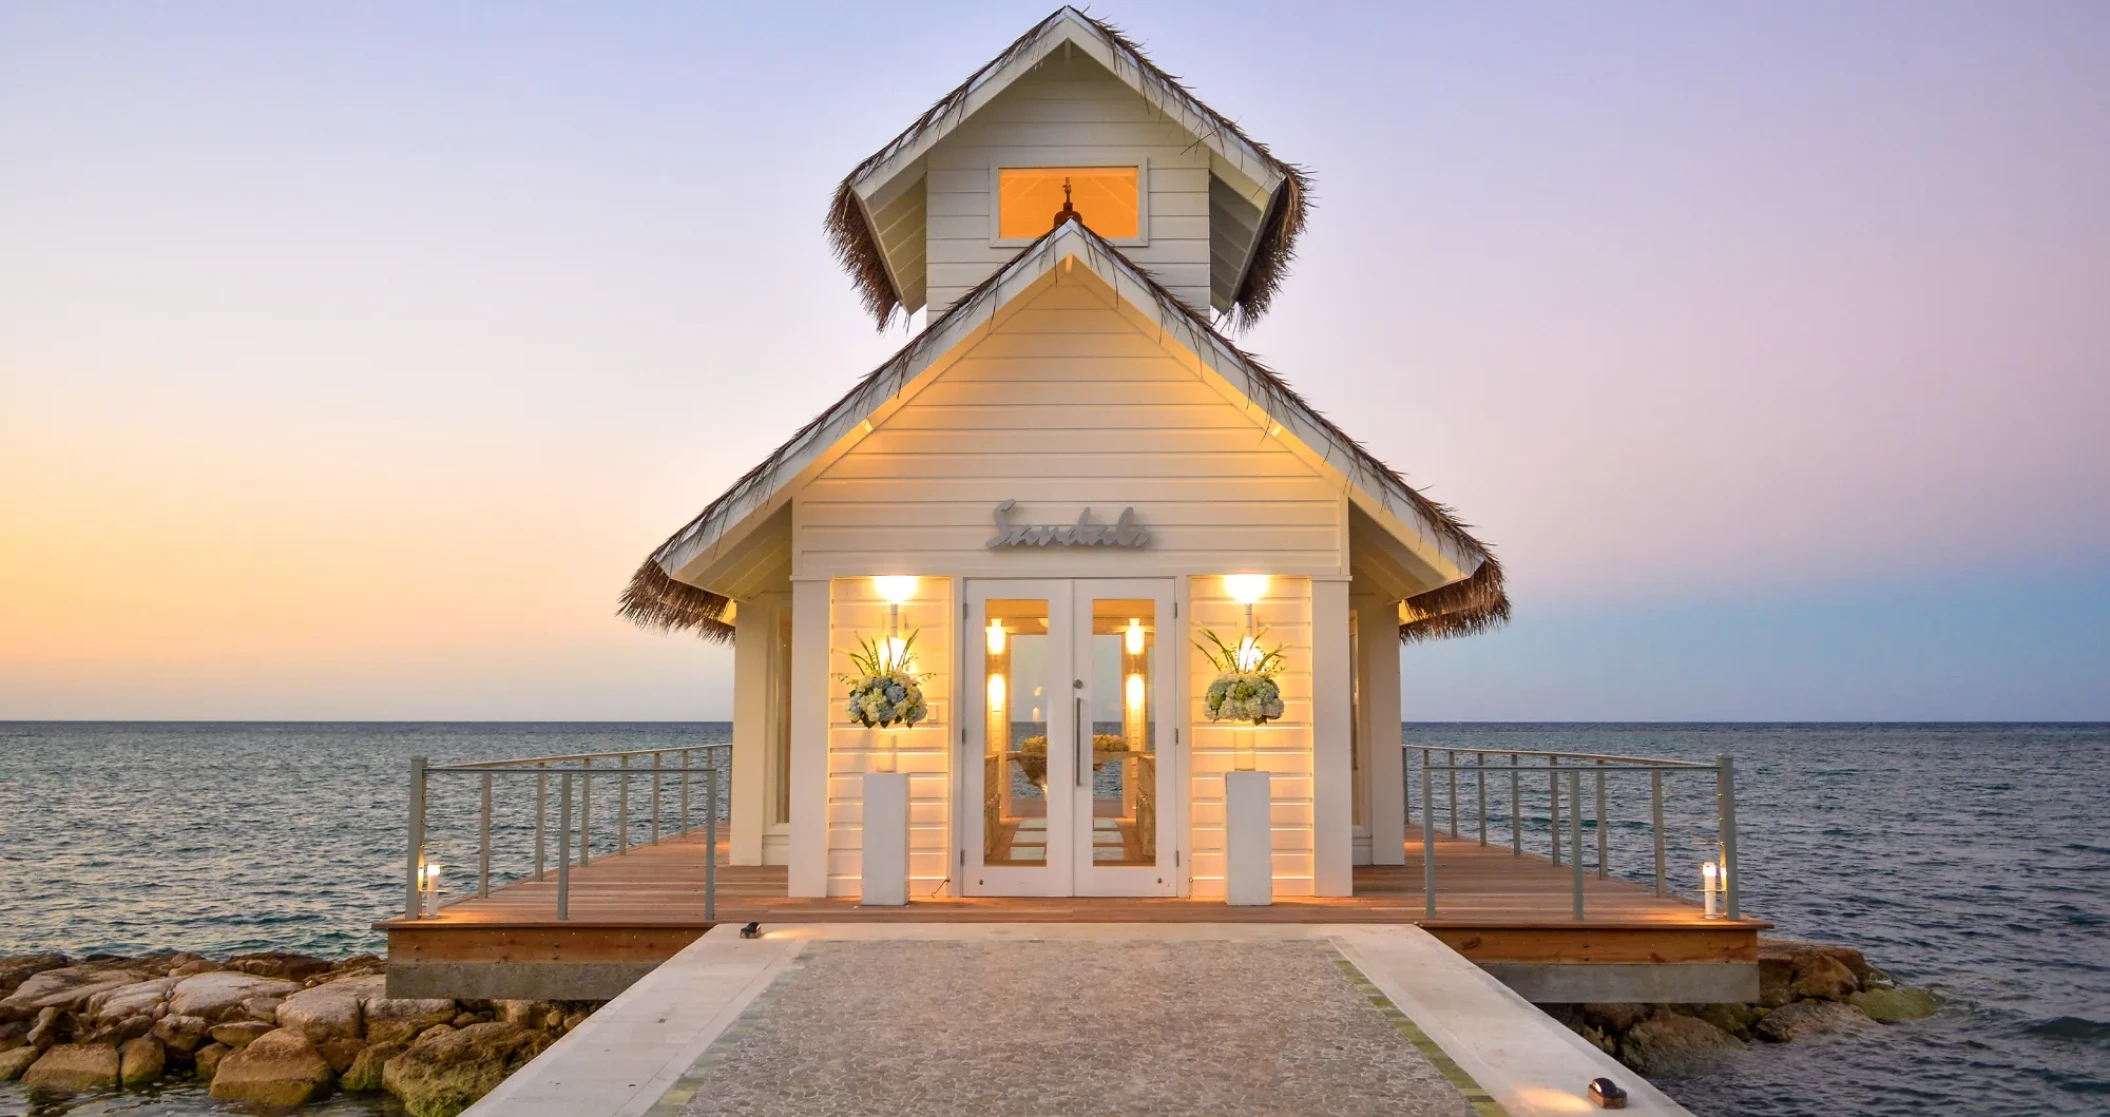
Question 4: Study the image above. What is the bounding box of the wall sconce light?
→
[987,620,1006,656]
[988,673,1006,711]
[1224,574,1268,633]
[1124,672,1145,711]
[1124,617,1145,656]
[1702,861,1720,919]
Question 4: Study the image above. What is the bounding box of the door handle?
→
[1074,696,1085,786]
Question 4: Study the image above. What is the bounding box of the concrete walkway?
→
[467,923,1692,1117]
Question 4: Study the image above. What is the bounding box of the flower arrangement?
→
[836,631,927,729]
[1196,628,1287,725]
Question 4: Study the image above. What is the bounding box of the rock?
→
[413,1023,457,1047]
[226,953,335,982]
[1,966,153,1016]
[110,1015,155,1043]
[209,1026,335,1106]
[0,1045,40,1081]
[1759,939,1863,1003]
[1620,1013,1743,1077]
[561,1011,589,1032]
[341,1040,403,1092]
[1757,999,1874,1042]
[169,959,221,977]
[193,1042,231,1080]
[279,975,383,1043]
[1850,985,1941,1023]
[243,995,287,1023]
[383,1021,537,1117]
[86,976,182,1022]
[0,1021,24,1051]
[317,956,386,985]
[211,1020,277,1048]
[26,1006,71,1050]
[0,954,70,998]
[364,997,459,1045]
[1581,1002,1653,1032]
[22,1042,122,1093]
[318,1037,366,1073]
[119,1034,165,1086]
[1790,953,1859,1001]
[168,972,301,1020]
[1694,1001,1764,1039]
[154,1013,213,1054]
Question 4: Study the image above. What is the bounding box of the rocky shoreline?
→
[0,950,602,1117]
[1547,938,1943,1078]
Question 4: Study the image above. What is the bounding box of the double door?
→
[963,578,1176,896]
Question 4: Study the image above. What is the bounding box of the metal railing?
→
[1406,745,1739,922]
[402,743,732,922]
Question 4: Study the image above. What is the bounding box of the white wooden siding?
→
[923,53,1213,314]
[823,576,954,898]
[790,276,1348,580]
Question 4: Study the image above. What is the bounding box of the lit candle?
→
[1702,862,1719,919]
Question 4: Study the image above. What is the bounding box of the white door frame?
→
[960,577,1180,897]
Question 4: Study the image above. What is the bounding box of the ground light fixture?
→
[419,861,443,918]
[1702,861,1721,919]
[1589,1077,1628,1108]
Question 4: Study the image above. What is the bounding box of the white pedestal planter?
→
[861,772,909,906]
[1224,769,1272,906]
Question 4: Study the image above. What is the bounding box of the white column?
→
[1311,578,1354,895]
[1223,770,1272,905]
[787,578,831,898]
[729,597,773,866]
[1356,595,1406,866]
[860,771,910,905]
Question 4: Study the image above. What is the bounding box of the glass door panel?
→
[964,582,1074,896]
[984,599,1052,866]
[1072,582,1175,896]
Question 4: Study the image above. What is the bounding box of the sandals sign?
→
[985,500,1151,548]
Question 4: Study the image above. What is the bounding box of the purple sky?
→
[3,2,2106,719]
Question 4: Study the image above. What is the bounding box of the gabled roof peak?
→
[824,6,1312,330]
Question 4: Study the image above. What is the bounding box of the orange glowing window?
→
[998,167,1140,239]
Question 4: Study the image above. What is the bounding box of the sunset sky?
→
[4,2,2106,720]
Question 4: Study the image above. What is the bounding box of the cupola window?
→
[998,166,1140,239]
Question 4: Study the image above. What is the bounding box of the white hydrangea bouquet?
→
[837,632,928,729]
[1197,628,1287,725]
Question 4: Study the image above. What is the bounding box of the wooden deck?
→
[382,831,1766,974]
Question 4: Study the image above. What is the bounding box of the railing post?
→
[1651,769,1666,896]
[1594,758,1608,880]
[581,757,593,867]
[557,772,572,922]
[535,764,548,881]
[705,758,719,922]
[1549,756,1561,866]
[1403,746,1413,826]
[1509,753,1521,856]
[619,754,631,854]
[1446,749,1458,839]
[1421,748,1436,919]
[478,771,493,898]
[652,752,663,845]
[1569,769,1585,921]
[404,756,427,920]
[1718,755,1740,919]
[680,749,691,835]
[1476,752,1488,846]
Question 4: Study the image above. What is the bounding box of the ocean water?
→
[2,722,2106,1116]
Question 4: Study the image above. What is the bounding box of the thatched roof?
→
[826,6,1312,330]
[622,218,1508,645]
